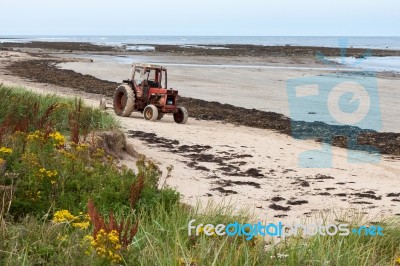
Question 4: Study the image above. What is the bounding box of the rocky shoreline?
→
[2,41,400,58]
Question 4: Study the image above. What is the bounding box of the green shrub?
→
[0,85,179,219]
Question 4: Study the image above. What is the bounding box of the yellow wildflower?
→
[72,221,90,230]
[36,167,58,180]
[26,130,45,142]
[49,131,65,147]
[89,229,122,263]
[21,153,40,167]
[83,235,94,242]
[94,148,105,157]
[53,210,76,223]
[396,258,400,265]
[76,143,89,151]
[197,227,204,234]
[59,150,77,160]
[0,147,12,156]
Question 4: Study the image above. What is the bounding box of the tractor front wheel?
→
[113,84,135,117]
[173,107,188,124]
[157,113,164,120]
[143,105,159,121]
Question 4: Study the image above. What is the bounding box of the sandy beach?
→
[0,43,399,223]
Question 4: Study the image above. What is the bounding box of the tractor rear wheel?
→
[173,107,188,124]
[143,105,159,121]
[113,84,135,117]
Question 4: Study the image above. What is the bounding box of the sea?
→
[1,35,400,72]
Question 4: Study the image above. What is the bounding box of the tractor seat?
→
[147,81,159,87]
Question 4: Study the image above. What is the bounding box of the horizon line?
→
[1,35,400,38]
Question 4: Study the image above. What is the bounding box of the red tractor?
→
[113,63,188,124]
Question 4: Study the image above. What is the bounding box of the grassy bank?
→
[0,84,399,265]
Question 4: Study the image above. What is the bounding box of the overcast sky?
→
[1,0,399,36]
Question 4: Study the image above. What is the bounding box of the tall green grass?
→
[0,84,118,135]
[265,216,400,265]
[2,201,399,265]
